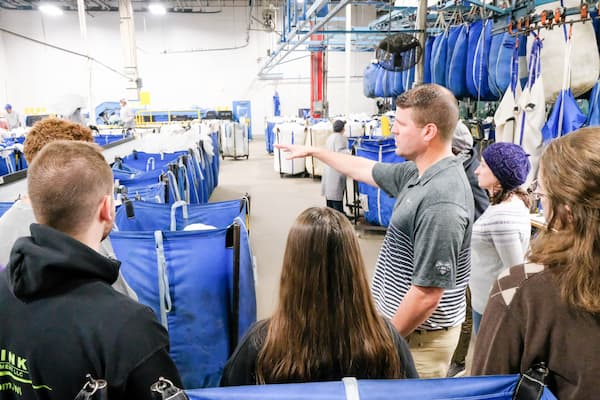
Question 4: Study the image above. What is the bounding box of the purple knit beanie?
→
[482,143,531,190]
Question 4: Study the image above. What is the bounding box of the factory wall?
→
[0,6,377,134]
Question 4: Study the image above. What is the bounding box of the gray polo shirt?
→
[371,156,473,330]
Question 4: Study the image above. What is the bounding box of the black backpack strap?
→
[513,362,549,400]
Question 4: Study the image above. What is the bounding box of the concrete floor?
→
[209,137,385,319]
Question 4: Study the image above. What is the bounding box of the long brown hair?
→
[490,187,531,208]
[528,127,600,313]
[256,207,402,383]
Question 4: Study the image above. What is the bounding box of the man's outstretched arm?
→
[275,143,378,187]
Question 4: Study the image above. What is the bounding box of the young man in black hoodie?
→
[0,141,182,399]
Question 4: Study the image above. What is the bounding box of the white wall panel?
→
[0,8,377,135]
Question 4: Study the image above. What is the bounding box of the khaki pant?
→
[406,325,461,378]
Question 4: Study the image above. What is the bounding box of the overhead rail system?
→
[258,0,600,77]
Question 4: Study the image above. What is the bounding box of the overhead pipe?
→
[261,0,330,72]
[259,0,352,76]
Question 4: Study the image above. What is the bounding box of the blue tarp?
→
[187,375,557,400]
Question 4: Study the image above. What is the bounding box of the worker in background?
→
[68,107,87,126]
[276,84,474,378]
[4,104,21,130]
[119,98,135,132]
[0,140,182,399]
[322,120,349,215]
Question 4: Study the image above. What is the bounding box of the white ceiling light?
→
[39,3,63,16]
[148,3,167,15]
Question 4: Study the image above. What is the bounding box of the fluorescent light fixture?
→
[39,3,63,16]
[149,3,167,14]
[297,0,304,3]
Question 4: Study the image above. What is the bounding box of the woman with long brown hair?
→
[472,127,600,399]
[221,207,417,386]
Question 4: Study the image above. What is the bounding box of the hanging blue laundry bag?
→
[467,20,496,100]
[493,33,517,94]
[447,25,468,97]
[363,63,379,98]
[382,69,392,98]
[424,35,435,84]
[541,89,586,142]
[431,33,448,87]
[402,66,415,93]
[487,33,505,98]
[588,81,600,126]
[392,70,404,96]
[373,64,386,98]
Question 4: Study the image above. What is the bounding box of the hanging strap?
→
[154,231,172,330]
[510,35,520,95]
[166,170,181,202]
[519,33,542,146]
[170,200,188,231]
[342,378,360,400]
[557,25,574,138]
[146,157,155,172]
[178,159,191,204]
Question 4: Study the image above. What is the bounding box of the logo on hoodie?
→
[0,348,52,395]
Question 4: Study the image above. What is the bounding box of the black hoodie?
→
[0,224,182,400]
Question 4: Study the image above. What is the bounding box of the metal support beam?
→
[414,0,427,86]
[119,0,140,100]
[344,3,351,116]
[77,0,94,118]
[259,0,352,76]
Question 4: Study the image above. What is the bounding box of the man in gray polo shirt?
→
[276,84,474,378]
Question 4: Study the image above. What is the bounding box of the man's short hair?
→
[396,84,459,143]
[27,141,113,236]
[24,118,93,163]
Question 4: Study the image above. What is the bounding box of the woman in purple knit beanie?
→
[469,142,532,333]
